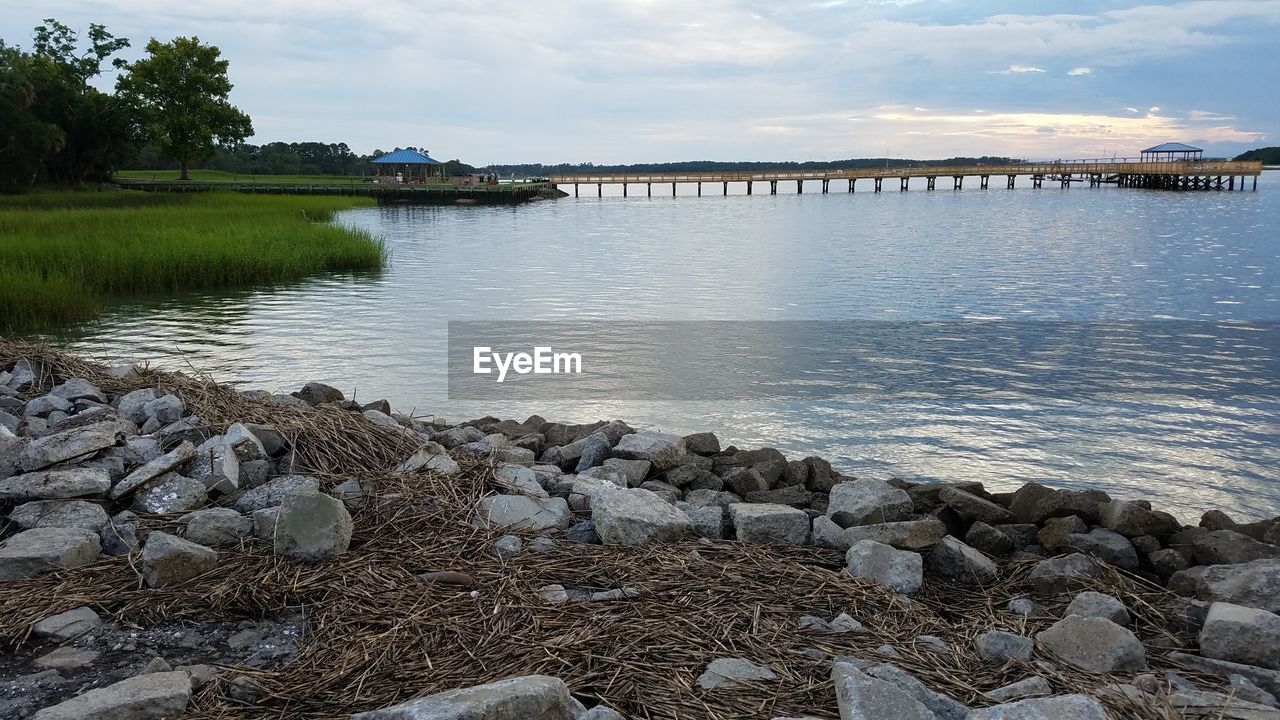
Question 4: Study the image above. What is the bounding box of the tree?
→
[117,36,252,180]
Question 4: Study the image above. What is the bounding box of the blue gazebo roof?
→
[371,149,442,165]
[1141,142,1202,153]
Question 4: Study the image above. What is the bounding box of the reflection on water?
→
[40,177,1280,520]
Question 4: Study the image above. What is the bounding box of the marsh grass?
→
[0,191,384,330]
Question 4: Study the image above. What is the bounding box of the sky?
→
[2,0,1278,164]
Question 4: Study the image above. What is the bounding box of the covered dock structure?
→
[1139,142,1204,163]
[371,149,445,184]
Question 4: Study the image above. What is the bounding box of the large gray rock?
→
[351,674,576,720]
[842,517,946,550]
[865,663,969,720]
[1167,652,1280,700]
[1025,553,1104,595]
[181,508,254,547]
[940,486,1014,525]
[983,677,1053,703]
[812,515,850,550]
[827,479,914,528]
[23,394,72,417]
[116,388,157,425]
[696,658,777,689]
[966,694,1107,719]
[1061,528,1138,570]
[132,474,207,514]
[9,499,108,531]
[977,630,1034,662]
[845,539,923,595]
[0,527,100,580]
[493,464,548,498]
[273,493,353,562]
[20,421,121,471]
[49,378,105,403]
[233,475,319,513]
[31,670,192,720]
[966,521,1015,556]
[831,662,936,720]
[1009,482,1109,524]
[188,436,240,494]
[0,467,111,500]
[683,432,720,455]
[926,536,998,585]
[292,382,344,405]
[1192,530,1280,566]
[396,442,460,475]
[33,606,102,642]
[1065,591,1130,625]
[610,432,686,471]
[729,503,809,545]
[141,532,217,587]
[1034,615,1146,672]
[601,458,650,486]
[109,440,196,499]
[99,511,141,556]
[1200,602,1280,670]
[476,495,572,532]
[1168,559,1280,613]
[1099,500,1176,537]
[142,394,183,424]
[592,489,692,545]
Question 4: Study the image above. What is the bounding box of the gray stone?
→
[1150,548,1189,580]
[831,662,936,720]
[1169,559,1280,613]
[0,467,111,499]
[434,425,485,449]
[494,535,523,559]
[1192,530,1280,566]
[142,394,183,424]
[564,520,600,544]
[745,483,814,508]
[579,708,625,720]
[977,630,1034,662]
[967,521,1015,556]
[995,523,1040,548]
[729,502,809,544]
[493,464,548,497]
[573,433,611,473]
[1099,500,1176,537]
[1167,689,1280,719]
[611,432,686,471]
[351,675,576,720]
[1168,652,1280,700]
[638,479,680,504]
[601,458,650,486]
[188,436,240,495]
[984,677,1053,703]
[927,536,999,585]
[32,670,192,720]
[1200,602,1280,670]
[233,474,319,513]
[99,511,141,555]
[0,527,100,580]
[940,486,1015,524]
[1035,615,1146,672]
[141,532,217,588]
[593,488,692,545]
[1009,482,1110,524]
[273,493,353,562]
[1007,598,1044,618]
[845,539,923,595]
[683,432,720,455]
[292,382,344,405]
[10,500,108,530]
[865,663,969,720]
[679,503,726,539]
[396,442,460,475]
[1065,591,1130,625]
[697,657,777,689]
[180,508,253,547]
[721,467,769,496]
[224,422,269,465]
[843,517,947,550]
[251,507,280,541]
[477,495,572,532]
[50,378,105,403]
[966,694,1107,719]
[20,421,122,472]
[110,440,196,499]
[1229,674,1279,709]
[24,394,73,417]
[33,607,102,642]
[1025,553,1104,595]
[243,422,287,456]
[34,646,99,669]
[1036,515,1088,551]
[812,515,849,550]
[827,479,914,528]
[132,474,207,514]
[116,389,157,424]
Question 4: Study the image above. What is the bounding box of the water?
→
[43,175,1280,520]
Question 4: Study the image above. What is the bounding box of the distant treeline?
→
[484,157,1021,177]
[131,142,479,177]
[1234,147,1280,164]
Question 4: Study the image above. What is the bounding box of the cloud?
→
[997,65,1046,74]
[1067,67,1092,76]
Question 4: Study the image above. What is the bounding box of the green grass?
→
[115,169,374,184]
[0,190,385,331]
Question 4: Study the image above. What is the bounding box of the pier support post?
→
[822,179,829,194]
[623,184,627,197]
[926,177,935,191]
[980,175,989,189]
[723,182,728,196]
[574,184,579,197]
[597,183,602,197]
[747,181,753,196]
[874,178,882,193]
[1007,175,1015,189]
[1033,175,1042,189]
[797,180,803,194]
[849,179,855,193]
[953,176,963,190]
[1254,175,1258,191]
[647,183,651,197]
[673,183,677,197]
[697,182,701,196]
[771,180,777,195]
[900,177,908,192]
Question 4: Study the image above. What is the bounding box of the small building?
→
[371,149,444,184]
[1140,142,1203,163]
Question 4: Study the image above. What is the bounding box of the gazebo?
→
[371,149,444,184]
[1139,142,1203,163]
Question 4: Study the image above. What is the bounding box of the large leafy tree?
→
[117,36,252,180]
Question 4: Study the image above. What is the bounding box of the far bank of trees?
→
[1235,147,1280,164]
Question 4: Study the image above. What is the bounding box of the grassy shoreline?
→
[0,190,384,331]
[115,169,372,184]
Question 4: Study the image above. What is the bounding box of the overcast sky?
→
[3,0,1277,164]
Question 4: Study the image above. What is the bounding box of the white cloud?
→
[1067,67,1092,76]
[997,65,1047,74]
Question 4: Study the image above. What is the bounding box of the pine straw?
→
[0,340,1223,719]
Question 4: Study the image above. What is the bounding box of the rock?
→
[1168,652,1280,699]
[865,663,969,720]
[1009,482,1109,524]
[493,535,523,559]
[926,536,999,585]
[1150,548,1189,580]
[141,532,216,588]
[841,516,948,550]
[188,437,240,495]
[1007,598,1044,617]
[593,489,692,545]
[611,432,685,471]
[24,394,73,417]
[351,675,576,720]
[1065,591,1130,625]
[831,662,936,720]
[142,394,183,424]
[435,425,485,449]
[683,432,720,455]
[565,520,600,544]
[845,539,923,595]
[721,467,769,496]
[984,677,1053,703]
[99,511,141,555]
[1035,615,1146,672]
[233,474,319,513]
[396,442,460,475]
[679,504,726,539]
[251,507,280,540]
[0,467,111,500]
[1099,500,1176,537]
[223,422,268,464]
[1036,515,1088,551]
[33,607,102,642]
[273,493,353,562]
[477,495,572,532]
[180,508,253,547]
[132,474,207,514]
[812,515,849,550]
[1192,530,1280,566]
[966,694,1107,719]
[537,584,568,604]
[1168,559,1280,613]
[1025,553,1104,595]
[243,422,287,455]
[995,523,1040,548]
[20,421,121,472]
[49,378,104,403]
[602,458,650,486]
[696,658,777,689]
[978,630,1034,662]
[827,479,914,528]
[116,388,157,424]
[638,480,680,503]
[292,382,344,405]
[729,503,809,544]
[0,527,100,581]
[803,456,837,493]
[580,708,625,720]
[1229,675,1278,708]
[110,440,197,499]
[35,646,100,670]
[967,521,1015,556]
[1200,602,1280,670]
[10,500,108,530]
[573,433,611,473]
[745,484,814,508]
[31,670,192,720]
[940,486,1015,524]
[1166,688,1280,719]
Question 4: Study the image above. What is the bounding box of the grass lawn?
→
[115,169,373,184]
[0,190,384,331]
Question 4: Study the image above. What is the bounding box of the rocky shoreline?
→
[1,342,1279,719]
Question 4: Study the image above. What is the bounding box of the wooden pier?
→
[114,179,555,204]
[550,160,1263,197]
